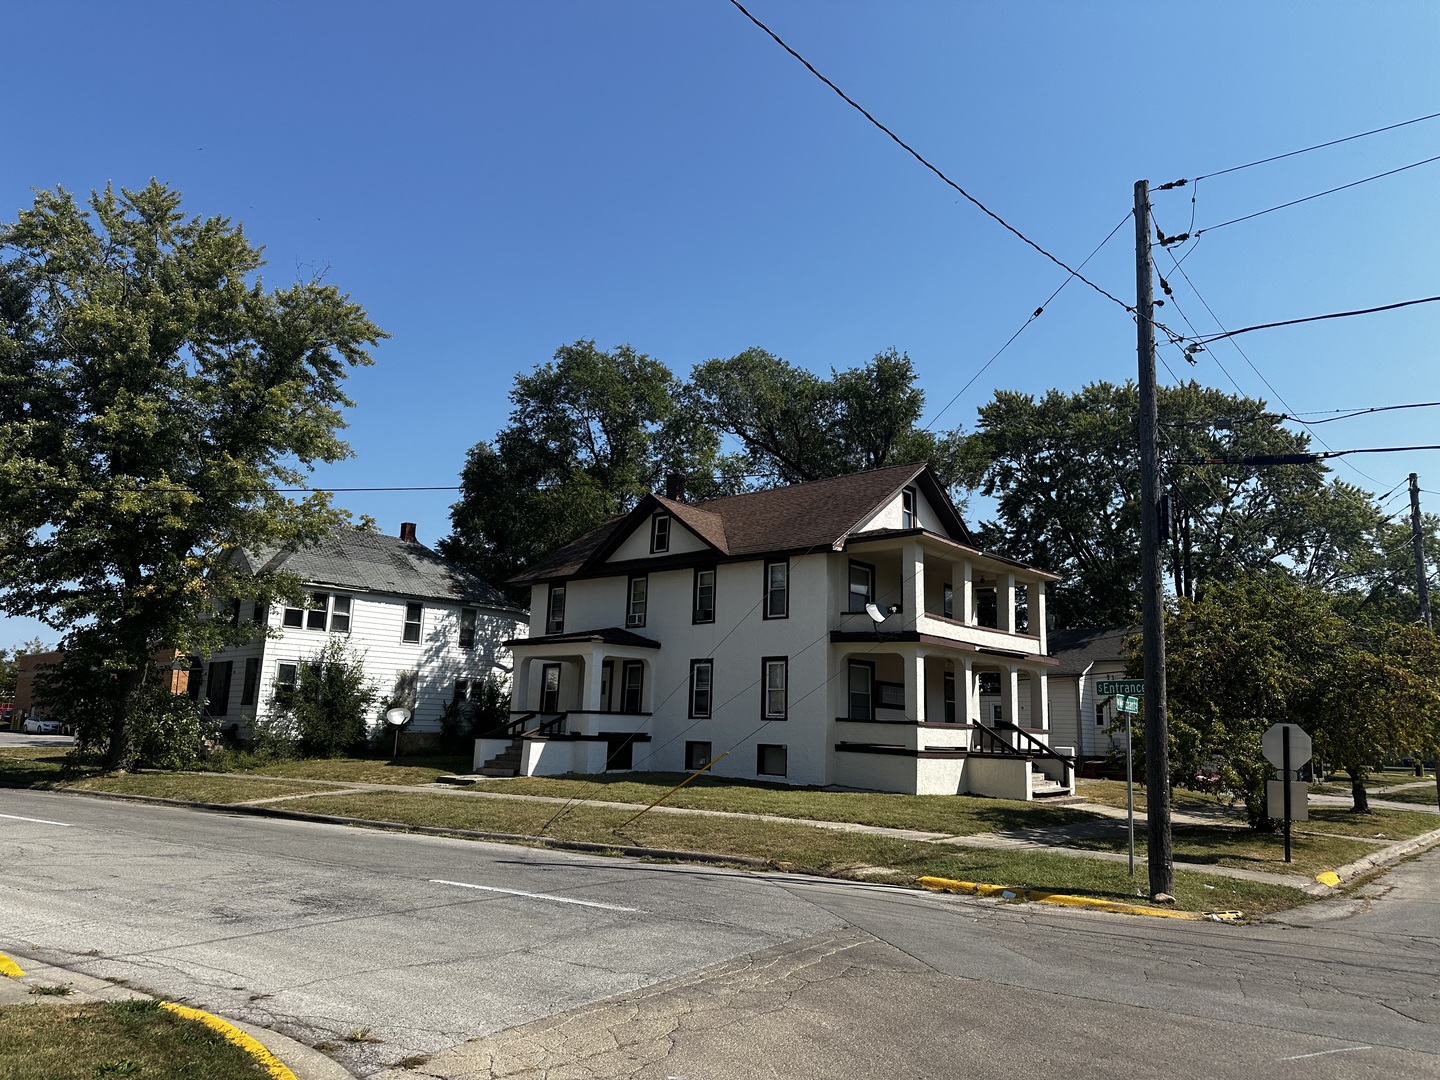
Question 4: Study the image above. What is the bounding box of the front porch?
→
[482,628,661,777]
[828,641,1074,799]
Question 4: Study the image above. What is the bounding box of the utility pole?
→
[1134,180,1174,899]
[1410,473,1431,628]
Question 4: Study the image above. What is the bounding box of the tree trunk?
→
[1348,768,1371,813]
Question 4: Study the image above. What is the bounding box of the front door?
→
[621,660,644,713]
[539,663,561,713]
[599,660,614,712]
[848,661,873,720]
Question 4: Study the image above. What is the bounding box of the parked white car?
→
[21,717,64,735]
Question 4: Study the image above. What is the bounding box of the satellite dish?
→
[385,706,412,727]
[864,602,886,624]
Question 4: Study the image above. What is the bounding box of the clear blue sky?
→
[4,2,1437,649]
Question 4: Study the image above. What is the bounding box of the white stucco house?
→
[194,523,526,737]
[1045,626,1133,762]
[482,463,1074,799]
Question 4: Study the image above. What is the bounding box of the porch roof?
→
[505,626,662,650]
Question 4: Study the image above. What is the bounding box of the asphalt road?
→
[2,787,1438,1079]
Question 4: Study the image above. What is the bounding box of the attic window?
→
[902,487,917,530]
[651,514,671,554]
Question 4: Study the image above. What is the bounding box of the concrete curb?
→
[47,786,773,868]
[1327,822,1440,884]
[0,948,352,1080]
[916,876,1243,921]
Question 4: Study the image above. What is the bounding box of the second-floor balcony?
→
[837,534,1054,657]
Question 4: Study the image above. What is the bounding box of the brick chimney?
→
[399,522,418,543]
[664,472,686,502]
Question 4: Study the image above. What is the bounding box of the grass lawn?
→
[0,747,90,787]
[0,999,267,1080]
[482,772,1105,835]
[1370,786,1440,809]
[204,752,474,786]
[291,789,1305,915]
[1073,779,1243,817]
[1062,819,1393,877]
[64,774,324,804]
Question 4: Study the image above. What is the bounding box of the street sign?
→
[1262,723,1312,769]
[1096,679,1145,695]
[1267,780,1309,822]
[1116,695,1139,714]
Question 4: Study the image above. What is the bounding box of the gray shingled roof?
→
[241,526,518,610]
[1047,626,1133,676]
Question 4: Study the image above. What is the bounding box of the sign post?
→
[1098,682,1144,877]
[1262,723,1312,863]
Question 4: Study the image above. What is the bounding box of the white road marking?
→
[1280,1046,1372,1061]
[430,879,644,913]
[0,813,73,827]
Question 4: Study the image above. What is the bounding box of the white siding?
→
[608,514,712,561]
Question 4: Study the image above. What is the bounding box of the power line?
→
[923,211,1133,431]
[1191,153,1440,235]
[1186,294,1440,348]
[725,0,1149,320]
[1278,401,1440,426]
[1155,109,1440,187]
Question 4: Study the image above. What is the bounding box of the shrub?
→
[264,639,378,758]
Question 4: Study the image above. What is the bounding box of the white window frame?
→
[762,657,787,720]
[403,602,423,644]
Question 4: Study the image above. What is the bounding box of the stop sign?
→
[1262,723,1312,769]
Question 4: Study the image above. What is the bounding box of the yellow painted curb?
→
[159,1002,298,1080]
[0,952,25,977]
[1315,870,1341,887]
[917,876,1242,922]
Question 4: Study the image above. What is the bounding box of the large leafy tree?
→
[441,341,740,590]
[687,347,964,488]
[0,181,383,767]
[1163,574,1437,823]
[961,380,1402,626]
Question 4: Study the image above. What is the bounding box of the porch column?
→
[1029,670,1049,734]
[961,561,975,626]
[903,540,925,626]
[514,656,534,711]
[1000,663,1019,725]
[998,572,1016,633]
[904,650,926,722]
[583,648,606,711]
[962,657,978,724]
[1034,583,1048,649]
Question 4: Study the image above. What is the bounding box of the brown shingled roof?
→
[511,463,965,585]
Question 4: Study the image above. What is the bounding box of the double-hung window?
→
[627,575,648,628]
[762,657,787,720]
[764,560,788,619]
[848,561,874,614]
[329,596,351,634]
[689,659,713,719]
[282,602,304,628]
[943,671,957,723]
[403,602,423,644]
[943,583,954,620]
[307,593,329,631]
[621,660,645,713]
[459,607,476,648]
[650,514,671,554]
[848,661,873,720]
[693,567,715,624]
[901,487,917,529]
[546,585,566,635]
[275,662,298,706]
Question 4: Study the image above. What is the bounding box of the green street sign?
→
[1116,694,1139,714]
[1097,679,1145,695]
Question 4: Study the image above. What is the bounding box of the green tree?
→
[688,347,963,488]
[961,380,1397,626]
[0,181,384,768]
[442,341,741,590]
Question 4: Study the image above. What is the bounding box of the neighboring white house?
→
[485,463,1073,799]
[1045,626,1132,761]
[195,523,526,736]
